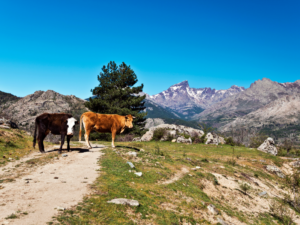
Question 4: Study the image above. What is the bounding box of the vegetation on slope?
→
[0,91,20,106]
[0,128,34,166]
[55,141,299,224]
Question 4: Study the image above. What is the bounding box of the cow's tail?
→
[33,118,38,149]
[79,114,84,141]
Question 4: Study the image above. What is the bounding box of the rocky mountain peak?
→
[148,80,245,118]
[170,80,189,89]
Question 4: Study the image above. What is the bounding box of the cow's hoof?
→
[88,147,92,149]
[40,151,46,154]
[58,151,62,154]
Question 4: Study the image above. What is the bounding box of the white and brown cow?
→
[33,113,78,153]
[79,112,135,148]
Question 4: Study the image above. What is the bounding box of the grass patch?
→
[55,141,295,224]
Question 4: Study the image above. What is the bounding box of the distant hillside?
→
[0,91,20,115]
[195,78,300,128]
[219,94,300,143]
[3,90,88,138]
[144,99,183,119]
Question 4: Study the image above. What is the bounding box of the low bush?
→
[225,137,235,146]
[249,133,268,148]
[239,183,251,194]
[152,128,167,141]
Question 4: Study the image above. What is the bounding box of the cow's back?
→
[82,112,124,133]
[36,113,72,135]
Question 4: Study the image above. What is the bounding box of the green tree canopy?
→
[85,61,147,135]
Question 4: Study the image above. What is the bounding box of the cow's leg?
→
[84,130,92,149]
[59,134,66,154]
[67,136,71,152]
[111,130,116,148]
[37,133,46,153]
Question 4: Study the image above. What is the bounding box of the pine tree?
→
[85,61,147,135]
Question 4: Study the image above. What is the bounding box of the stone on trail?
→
[257,137,278,155]
[62,154,68,157]
[127,152,138,157]
[107,198,139,206]
[207,204,219,214]
[56,206,65,211]
[259,191,268,197]
[134,172,142,177]
[127,162,135,168]
[217,217,229,225]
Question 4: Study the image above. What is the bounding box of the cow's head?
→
[67,117,78,136]
[125,115,135,128]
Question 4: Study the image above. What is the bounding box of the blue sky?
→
[0,0,299,98]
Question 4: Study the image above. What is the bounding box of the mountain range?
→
[146,80,245,119]
[1,78,300,142]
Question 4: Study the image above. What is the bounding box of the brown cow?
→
[79,112,135,148]
[33,113,78,153]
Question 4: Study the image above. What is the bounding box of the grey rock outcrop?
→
[177,136,192,144]
[266,165,285,178]
[141,124,204,142]
[257,138,278,155]
[144,118,165,129]
[291,161,300,168]
[0,117,18,129]
[205,132,226,145]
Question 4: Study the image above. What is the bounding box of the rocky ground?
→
[0,143,104,225]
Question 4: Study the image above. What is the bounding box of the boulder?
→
[141,124,204,142]
[207,204,219,214]
[292,161,300,168]
[257,137,278,155]
[0,117,18,129]
[205,132,225,145]
[132,137,141,142]
[266,165,285,178]
[144,118,165,129]
[177,136,192,144]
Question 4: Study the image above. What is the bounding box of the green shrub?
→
[239,183,251,194]
[152,128,167,141]
[225,137,235,146]
[249,134,268,148]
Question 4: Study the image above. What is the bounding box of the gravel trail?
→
[0,143,105,225]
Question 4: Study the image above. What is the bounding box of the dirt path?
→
[0,143,105,225]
